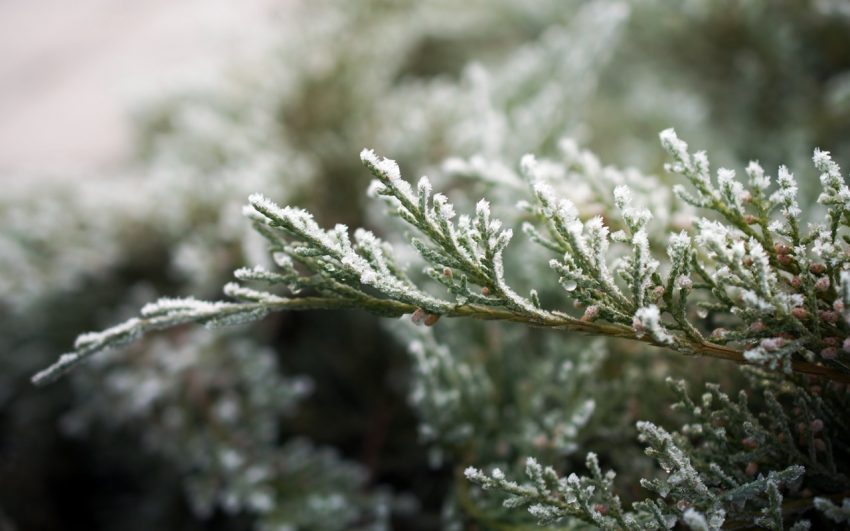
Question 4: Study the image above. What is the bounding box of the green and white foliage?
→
[465,370,846,529]
[35,129,850,527]
[37,130,850,384]
[64,330,389,530]
[8,1,850,529]
[814,496,850,524]
[401,322,604,467]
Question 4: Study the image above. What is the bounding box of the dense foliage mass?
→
[4,0,850,529]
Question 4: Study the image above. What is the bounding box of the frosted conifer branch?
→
[36,132,850,387]
[467,374,826,529]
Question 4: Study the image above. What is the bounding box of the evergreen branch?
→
[34,131,850,386]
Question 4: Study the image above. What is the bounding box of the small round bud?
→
[742,256,754,267]
[823,336,840,347]
[819,310,838,324]
[593,504,608,516]
[740,191,753,204]
[774,243,792,255]
[815,276,830,292]
[821,347,838,360]
[411,308,427,325]
[653,286,666,298]
[778,254,794,266]
[745,462,759,476]
[743,214,758,225]
[711,328,728,340]
[677,276,693,290]
[442,267,453,279]
[810,419,824,432]
[790,276,802,289]
[749,320,766,333]
[833,300,844,312]
[423,313,441,327]
[741,437,758,449]
[762,337,786,351]
[814,439,826,452]
[792,307,808,320]
[810,263,827,275]
[843,337,850,353]
[581,305,600,322]
[481,286,491,296]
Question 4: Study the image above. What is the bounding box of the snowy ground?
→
[0,0,284,178]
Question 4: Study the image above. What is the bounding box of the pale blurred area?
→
[0,0,283,178]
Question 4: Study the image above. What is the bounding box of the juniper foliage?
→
[34,129,850,528]
[6,1,850,529]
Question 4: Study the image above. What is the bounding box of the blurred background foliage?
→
[1,0,849,529]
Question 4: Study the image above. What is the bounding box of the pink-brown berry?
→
[774,243,792,255]
[581,305,600,322]
[819,310,838,324]
[741,437,758,449]
[821,347,838,360]
[792,307,809,320]
[810,263,827,275]
[746,462,759,476]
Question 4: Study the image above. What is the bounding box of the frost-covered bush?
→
[35,131,850,528]
[5,0,850,529]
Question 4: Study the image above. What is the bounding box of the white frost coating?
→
[814,147,850,209]
[659,128,690,164]
[771,166,801,218]
[668,231,691,259]
[745,161,770,190]
[633,305,674,344]
[613,185,631,210]
[475,199,491,220]
[417,176,432,203]
[223,282,288,304]
[695,219,729,257]
[614,184,652,233]
[464,466,482,480]
[813,148,839,178]
[716,168,735,187]
[361,148,417,207]
[748,239,775,296]
[681,508,710,531]
[75,317,142,350]
[432,193,455,220]
[366,179,386,198]
[360,148,400,182]
[520,153,539,180]
[141,297,226,317]
[717,168,744,210]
